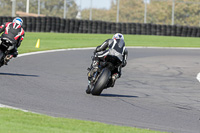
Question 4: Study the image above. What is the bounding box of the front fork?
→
[88,71,98,85]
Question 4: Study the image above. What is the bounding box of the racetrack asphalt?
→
[0,48,200,133]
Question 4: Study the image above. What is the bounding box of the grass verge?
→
[19,32,200,54]
[0,108,167,133]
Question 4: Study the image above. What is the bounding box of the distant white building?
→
[144,0,150,4]
[76,11,82,19]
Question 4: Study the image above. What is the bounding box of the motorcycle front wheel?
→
[0,50,5,67]
[91,68,111,96]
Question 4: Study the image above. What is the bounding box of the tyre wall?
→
[0,16,199,37]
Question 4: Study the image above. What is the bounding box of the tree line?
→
[81,0,199,27]
[0,0,78,19]
[0,0,199,27]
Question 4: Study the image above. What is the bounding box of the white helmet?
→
[13,17,23,26]
[112,33,124,40]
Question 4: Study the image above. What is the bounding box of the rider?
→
[88,33,128,87]
[0,17,25,65]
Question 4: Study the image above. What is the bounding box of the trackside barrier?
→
[0,16,199,37]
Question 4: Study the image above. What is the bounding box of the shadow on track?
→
[0,72,39,77]
[100,93,138,98]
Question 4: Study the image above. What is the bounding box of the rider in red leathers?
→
[0,17,25,65]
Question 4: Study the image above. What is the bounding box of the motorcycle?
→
[86,54,122,96]
[0,38,15,67]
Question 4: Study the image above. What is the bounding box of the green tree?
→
[0,0,78,18]
[40,0,78,18]
[0,0,12,16]
[174,0,199,26]
[0,0,199,26]
[80,0,199,26]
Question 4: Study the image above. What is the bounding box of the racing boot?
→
[4,55,13,65]
[110,73,119,87]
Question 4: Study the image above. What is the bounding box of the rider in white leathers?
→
[88,33,128,87]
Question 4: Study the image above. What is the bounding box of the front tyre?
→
[0,50,5,67]
[91,68,111,96]
[86,85,91,94]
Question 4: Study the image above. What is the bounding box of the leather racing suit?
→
[0,22,25,57]
[88,38,128,87]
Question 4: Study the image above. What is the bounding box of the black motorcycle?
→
[86,54,122,96]
[0,38,14,67]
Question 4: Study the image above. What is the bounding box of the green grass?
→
[0,108,166,133]
[2,32,198,133]
[19,32,200,54]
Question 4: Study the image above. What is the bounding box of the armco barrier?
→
[0,16,199,37]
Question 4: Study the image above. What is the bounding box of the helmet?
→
[112,33,124,40]
[13,17,23,26]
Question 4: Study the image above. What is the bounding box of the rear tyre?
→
[91,68,111,96]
